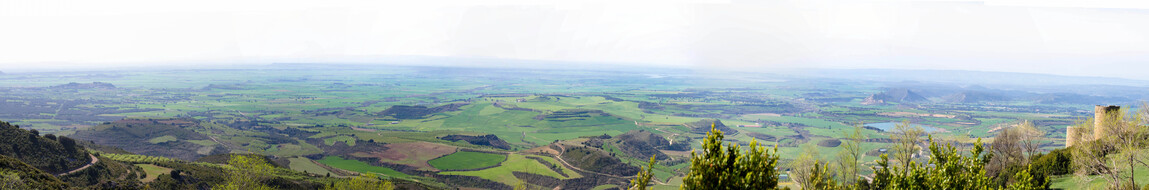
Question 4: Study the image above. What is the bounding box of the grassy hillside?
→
[69,118,229,161]
[0,121,90,174]
[316,156,411,178]
[0,154,67,189]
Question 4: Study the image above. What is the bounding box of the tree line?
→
[630,110,1147,190]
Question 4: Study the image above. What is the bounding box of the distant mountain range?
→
[791,69,1149,87]
[943,91,1010,104]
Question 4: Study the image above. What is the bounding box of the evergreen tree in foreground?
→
[681,123,780,190]
[324,173,393,190]
[864,136,1042,190]
[628,155,656,190]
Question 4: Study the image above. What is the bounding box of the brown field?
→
[352,142,457,171]
[158,120,195,125]
[660,150,694,157]
[524,144,560,155]
[113,119,153,124]
[350,127,377,132]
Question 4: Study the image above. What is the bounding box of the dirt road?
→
[57,153,98,176]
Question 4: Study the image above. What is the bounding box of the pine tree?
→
[628,155,656,190]
[324,173,393,190]
[681,123,780,190]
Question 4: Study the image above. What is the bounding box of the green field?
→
[440,154,580,185]
[287,157,338,176]
[148,135,178,144]
[135,164,173,182]
[316,156,410,178]
[428,151,506,170]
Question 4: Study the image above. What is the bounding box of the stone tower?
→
[1093,105,1120,141]
[1066,126,1087,148]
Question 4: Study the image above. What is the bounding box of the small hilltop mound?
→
[607,130,671,160]
[69,118,230,161]
[439,134,512,150]
[687,119,737,136]
[559,145,640,176]
[378,103,468,119]
[817,139,842,147]
[862,88,928,105]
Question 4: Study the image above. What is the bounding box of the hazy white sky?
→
[1,0,1148,79]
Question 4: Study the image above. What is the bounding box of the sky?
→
[1,0,1148,79]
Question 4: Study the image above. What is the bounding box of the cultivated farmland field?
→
[428,151,506,171]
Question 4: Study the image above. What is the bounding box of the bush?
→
[1029,148,1072,176]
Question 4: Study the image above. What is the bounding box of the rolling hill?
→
[68,118,230,161]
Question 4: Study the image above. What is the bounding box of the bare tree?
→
[988,123,1020,179]
[1016,120,1045,164]
[837,122,866,186]
[987,120,1045,187]
[890,120,924,173]
[791,144,820,189]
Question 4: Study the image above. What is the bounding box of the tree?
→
[790,144,819,189]
[987,121,1045,187]
[837,123,866,187]
[324,173,393,190]
[169,170,181,180]
[870,154,893,190]
[890,120,924,174]
[628,155,656,190]
[58,137,77,152]
[214,154,275,190]
[803,160,839,190]
[681,123,780,190]
[1015,121,1044,163]
[0,172,28,190]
